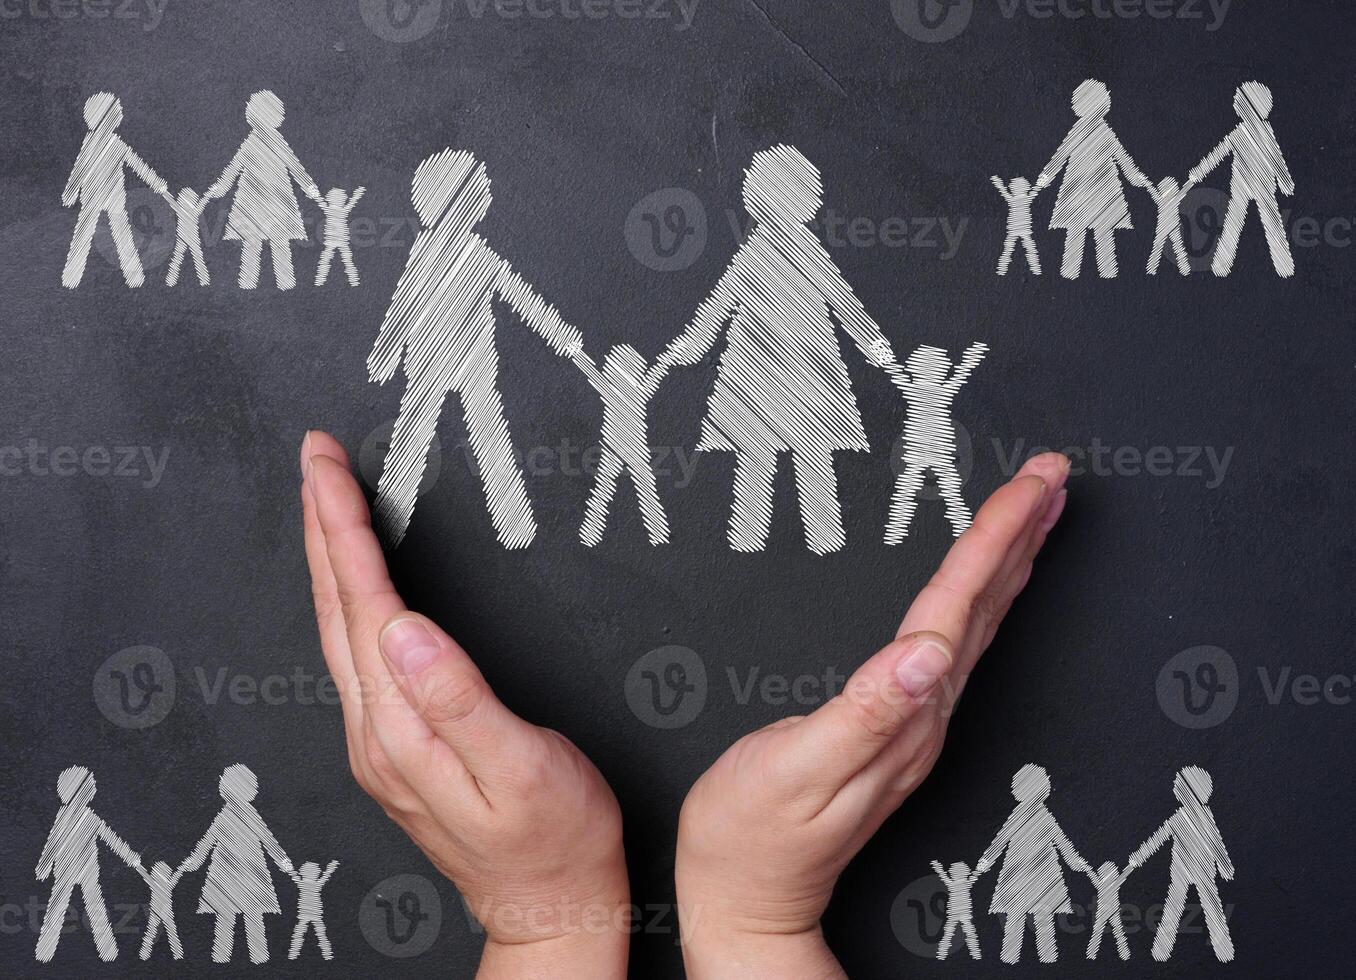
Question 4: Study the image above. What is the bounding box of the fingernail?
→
[1031,477,1049,515]
[301,432,314,481]
[380,617,442,675]
[895,638,953,699]
[1040,488,1068,533]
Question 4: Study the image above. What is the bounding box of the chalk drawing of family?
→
[931,764,1234,965]
[993,79,1294,279]
[34,764,337,964]
[61,91,365,290]
[369,145,987,555]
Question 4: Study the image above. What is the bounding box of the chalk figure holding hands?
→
[931,859,981,961]
[136,860,185,961]
[991,176,1041,275]
[288,859,339,960]
[1086,860,1132,961]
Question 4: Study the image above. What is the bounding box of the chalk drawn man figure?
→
[930,859,981,960]
[655,145,902,554]
[574,344,671,547]
[61,93,170,289]
[1086,860,1132,961]
[1147,177,1191,276]
[166,187,210,286]
[885,342,987,544]
[178,764,295,964]
[368,149,584,548]
[287,859,339,960]
[1035,80,1152,279]
[975,763,1091,964]
[315,186,365,286]
[1127,765,1235,962]
[990,176,1041,275]
[205,90,322,290]
[1186,81,1295,277]
[34,766,143,963]
[136,860,185,961]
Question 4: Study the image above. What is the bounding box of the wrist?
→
[478,919,629,980]
[681,923,843,980]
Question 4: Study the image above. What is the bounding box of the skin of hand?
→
[300,432,630,980]
[674,452,1072,980]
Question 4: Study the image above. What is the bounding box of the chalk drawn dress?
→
[185,797,290,919]
[208,127,316,244]
[980,800,1083,920]
[1039,117,1147,235]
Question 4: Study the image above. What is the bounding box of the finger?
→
[777,631,957,793]
[301,432,364,736]
[308,449,432,753]
[378,612,542,784]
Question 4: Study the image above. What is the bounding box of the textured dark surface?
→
[1,1,1353,976]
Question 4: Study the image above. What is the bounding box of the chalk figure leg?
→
[1022,236,1041,274]
[1111,912,1130,960]
[937,919,957,960]
[728,453,777,552]
[189,240,209,285]
[244,909,267,964]
[139,915,161,959]
[460,372,537,549]
[315,246,335,286]
[997,235,1016,276]
[340,244,359,285]
[936,463,972,536]
[630,455,671,546]
[1093,228,1118,278]
[1034,912,1058,963]
[885,463,927,545]
[793,452,845,554]
[1000,914,1025,964]
[239,240,263,289]
[314,919,333,960]
[62,207,103,288]
[1060,229,1086,279]
[580,449,624,547]
[1256,195,1295,277]
[211,914,237,963]
[270,240,295,290]
[167,240,186,286]
[35,880,74,962]
[1152,876,1189,961]
[1198,880,1235,962]
[375,381,449,546]
[961,920,980,959]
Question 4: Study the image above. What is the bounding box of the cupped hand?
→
[300,432,629,979]
[675,453,1072,979]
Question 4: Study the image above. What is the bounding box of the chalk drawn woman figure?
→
[655,145,902,554]
[1127,765,1235,962]
[974,763,1091,964]
[205,90,321,289]
[178,764,295,964]
[368,149,584,548]
[1035,80,1152,279]
[34,766,143,962]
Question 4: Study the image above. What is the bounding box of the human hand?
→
[675,453,1072,980]
[300,432,629,980]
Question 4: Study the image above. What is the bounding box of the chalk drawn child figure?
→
[166,188,209,286]
[136,861,184,961]
[575,344,670,547]
[1086,861,1131,961]
[990,176,1041,275]
[315,186,365,287]
[930,859,981,961]
[287,859,338,960]
[1146,178,1190,276]
[885,342,988,544]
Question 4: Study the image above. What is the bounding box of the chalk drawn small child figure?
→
[574,344,670,547]
[931,859,981,960]
[1087,861,1132,960]
[991,176,1041,275]
[288,859,338,960]
[1147,177,1191,276]
[136,860,184,961]
[885,342,988,544]
[315,186,365,287]
[166,188,209,287]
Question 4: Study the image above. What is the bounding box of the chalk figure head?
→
[57,765,95,805]
[412,148,492,233]
[246,90,285,130]
[1012,763,1051,803]
[743,145,823,227]
[1174,765,1213,806]
[905,345,952,384]
[1072,79,1111,120]
[948,860,971,881]
[219,763,259,803]
[1235,81,1272,120]
[84,92,122,131]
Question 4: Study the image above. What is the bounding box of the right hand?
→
[300,432,629,979]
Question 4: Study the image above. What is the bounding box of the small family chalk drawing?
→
[61,91,365,290]
[34,765,337,964]
[929,764,1234,964]
[993,79,1294,278]
[369,145,987,554]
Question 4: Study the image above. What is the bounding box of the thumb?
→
[783,631,955,790]
[377,613,536,781]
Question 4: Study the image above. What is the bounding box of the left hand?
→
[675,453,1071,979]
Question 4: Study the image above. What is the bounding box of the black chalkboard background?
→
[2,1,1353,977]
